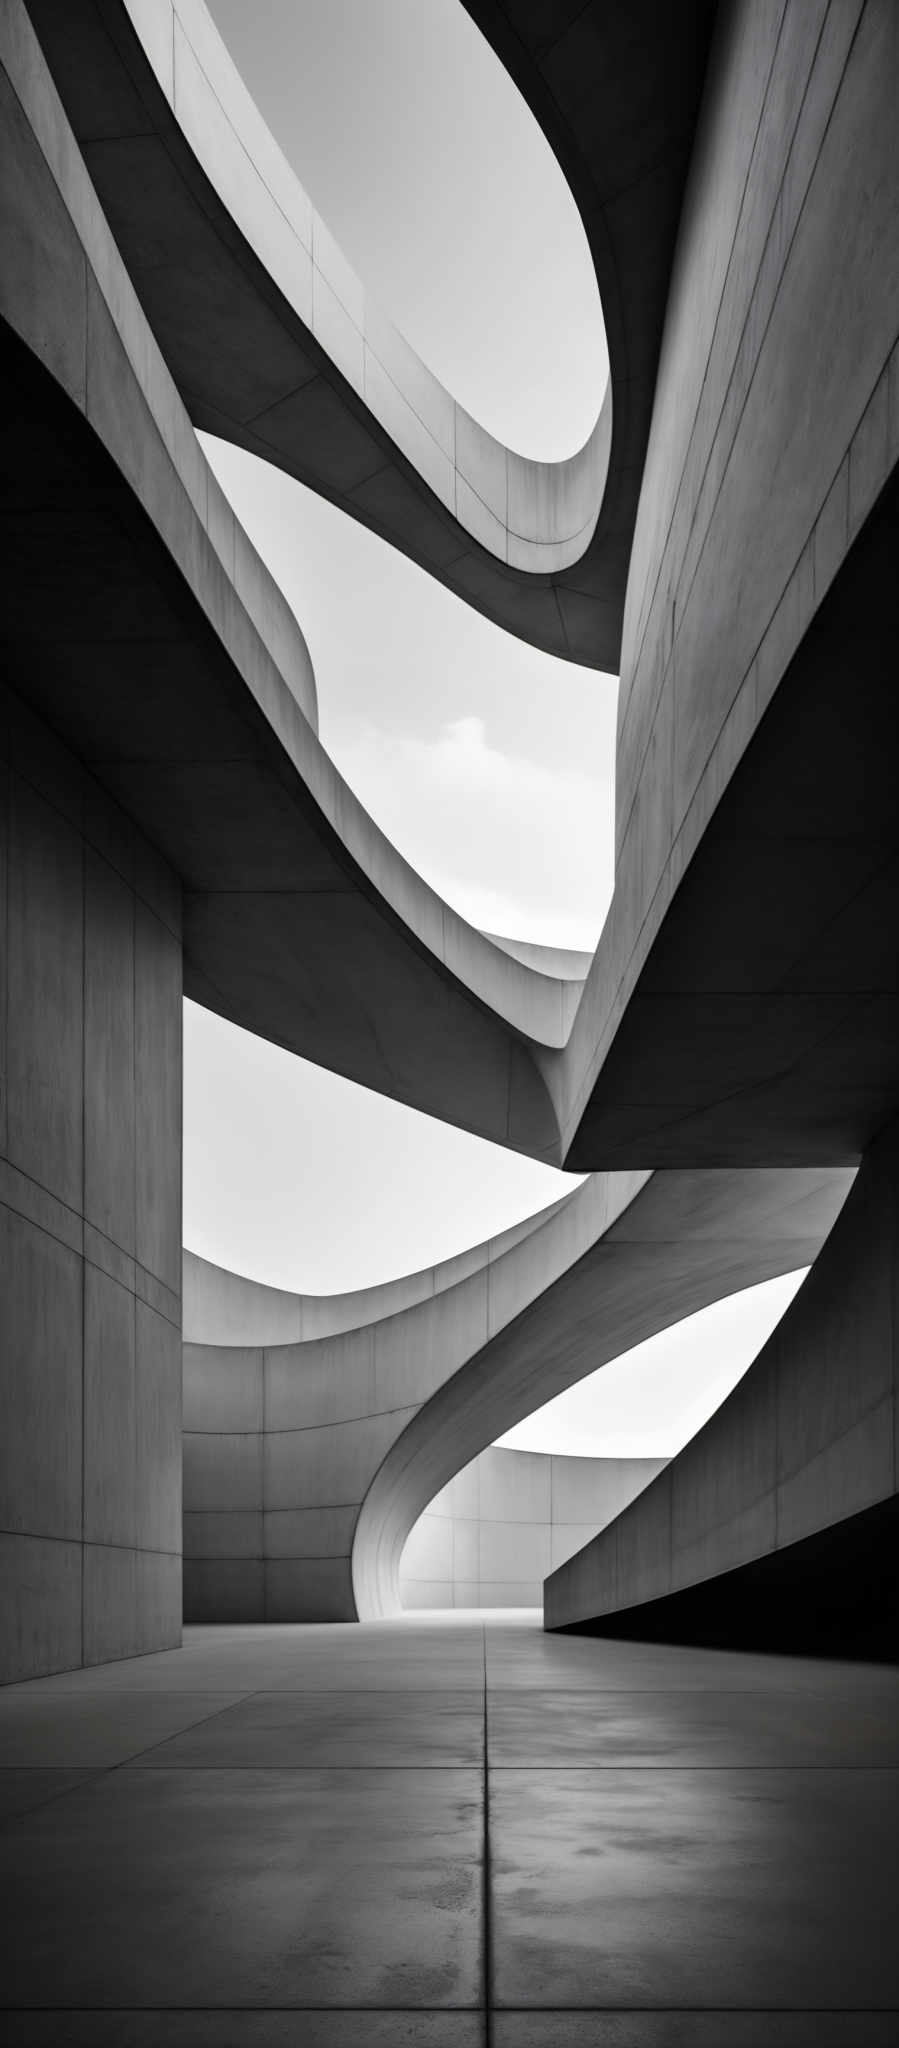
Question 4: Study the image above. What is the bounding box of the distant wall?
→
[0,692,183,1682]
[399,1446,666,1609]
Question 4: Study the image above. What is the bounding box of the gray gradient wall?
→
[547,1120,899,1632]
[399,1447,666,1609]
[0,692,183,1682]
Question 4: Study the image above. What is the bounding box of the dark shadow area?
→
[561,1492,899,1662]
[571,461,899,1166]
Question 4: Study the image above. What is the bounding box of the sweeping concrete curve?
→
[399,1445,667,1610]
[121,0,611,582]
[182,1165,851,1621]
[19,0,899,1182]
[547,1118,899,1656]
[25,0,718,670]
[5,0,899,1674]
[0,1,591,1167]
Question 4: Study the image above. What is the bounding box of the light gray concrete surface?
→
[27,0,718,669]
[0,0,592,1167]
[546,1116,899,1641]
[8,1,898,1178]
[1,1615,898,2037]
[125,0,610,578]
[0,692,183,1684]
[3,0,898,1685]
[559,0,899,1167]
[399,1446,665,1609]
[182,1166,850,1623]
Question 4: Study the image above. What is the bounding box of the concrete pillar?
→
[0,688,183,1681]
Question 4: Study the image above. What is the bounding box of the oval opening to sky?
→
[207,0,606,460]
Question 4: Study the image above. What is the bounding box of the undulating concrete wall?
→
[559,0,899,1160]
[0,690,183,1682]
[181,1167,844,1625]
[546,1119,899,1639]
[399,1448,665,1609]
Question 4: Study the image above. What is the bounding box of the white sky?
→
[497,1272,809,1458]
[182,0,806,1456]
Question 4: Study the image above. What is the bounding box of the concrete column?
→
[0,688,183,1681]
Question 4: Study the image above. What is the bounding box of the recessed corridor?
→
[1,1615,898,2041]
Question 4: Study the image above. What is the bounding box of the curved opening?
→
[398,1272,809,1611]
[184,1002,581,1296]
[206,0,606,462]
[126,0,610,569]
[200,435,617,958]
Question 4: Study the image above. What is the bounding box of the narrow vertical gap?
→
[482,1621,493,2047]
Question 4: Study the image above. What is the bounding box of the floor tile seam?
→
[0,1767,110,1830]
[481,1683,899,1694]
[84,1692,264,1769]
[478,2005,899,2015]
[485,1762,899,1772]
[482,1622,492,2045]
[481,1687,896,1703]
[0,1698,277,1785]
[86,1761,485,1774]
[120,1761,485,1770]
[0,2002,487,2014]
[0,1687,261,1698]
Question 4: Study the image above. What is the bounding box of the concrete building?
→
[2,0,899,2035]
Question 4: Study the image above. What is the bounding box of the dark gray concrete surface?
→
[181,1167,848,1623]
[26,0,716,670]
[400,1447,667,1609]
[562,0,899,1169]
[1,1615,898,2040]
[547,1118,899,1647]
[4,1,897,1179]
[3,0,899,1703]
[0,688,183,1684]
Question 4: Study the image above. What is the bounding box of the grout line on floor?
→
[482,1623,493,2048]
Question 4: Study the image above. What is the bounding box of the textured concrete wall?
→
[399,1448,665,1609]
[181,1165,845,1624]
[559,0,899,1161]
[546,1119,899,1635]
[0,691,183,1682]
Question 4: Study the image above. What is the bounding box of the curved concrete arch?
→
[546,1119,899,1656]
[0,3,591,1166]
[553,0,899,1169]
[27,0,717,667]
[5,0,899,1677]
[181,1164,851,1621]
[20,0,899,1185]
[399,1445,668,1610]
[4,0,898,1188]
[124,0,611,579]
[183,1183,577,1349]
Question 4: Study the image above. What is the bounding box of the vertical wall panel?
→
[84,847,135,1254]
[7,776,83,1208]
[0,704,183,1681]
[135,897,182,1295]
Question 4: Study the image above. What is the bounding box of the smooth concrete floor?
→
[1,1615,899,2043]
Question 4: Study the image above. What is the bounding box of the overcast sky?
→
[182,0,805,1456]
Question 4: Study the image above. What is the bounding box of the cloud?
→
[333,711,613,950]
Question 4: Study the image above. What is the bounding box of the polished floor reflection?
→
[1,1614,898,2042]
